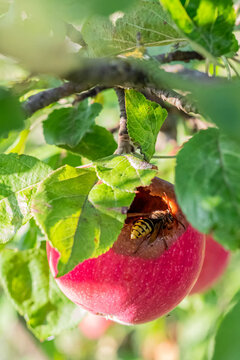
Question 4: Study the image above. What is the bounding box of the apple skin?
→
[190,235,230,294]
[79,313,112,339]
[47,225,204,324]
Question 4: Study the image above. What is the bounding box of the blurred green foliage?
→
[0,0,240,359]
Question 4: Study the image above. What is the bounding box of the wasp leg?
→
[132,234,152,254]
[154,223,168,250]
[132,238,145,254]
[172,215,186,230]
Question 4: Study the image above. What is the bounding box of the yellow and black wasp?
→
[127,195,185,254]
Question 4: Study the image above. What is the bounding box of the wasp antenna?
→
[127,212,152,218]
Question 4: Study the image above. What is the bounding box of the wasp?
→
[127,196,185,254]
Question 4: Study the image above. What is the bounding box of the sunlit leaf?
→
[82,1,182,57]
[95,154,157,192]
[0,248,84,340]
[0,132,20,153]
[33,156,155,275]
[161,0,238,57]
[32,165,134,276]
[0,154,51,244]
[126,89,167,161]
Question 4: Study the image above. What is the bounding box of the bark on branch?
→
[155,50,204,64]
[73,85,108,105]
[22,58,213,117]
[142,88,198,114]
[22,82,84,116]
[114,88,134,155]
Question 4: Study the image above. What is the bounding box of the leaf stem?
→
[227,59,240,78]
[222,56,232,80]
[152,155,176,159]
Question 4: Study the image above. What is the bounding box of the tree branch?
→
[73,85,108,105]
[22,58,213,117]
[22,82,84,116]
[22,59,154,117]
[114,88,134,154]
[155,50,204,63]
[142,88,198,114]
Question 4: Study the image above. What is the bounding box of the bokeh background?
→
[0,56,240,359]
[1,1,240,354]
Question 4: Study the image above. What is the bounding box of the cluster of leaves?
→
[0,1,239,358]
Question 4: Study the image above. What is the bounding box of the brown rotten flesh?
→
[113,177,187,259]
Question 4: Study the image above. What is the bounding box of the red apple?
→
[190,235,230,294]
[79,313,112,339]
[47,177,205,324]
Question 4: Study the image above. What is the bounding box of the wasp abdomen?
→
[131,218,154,240]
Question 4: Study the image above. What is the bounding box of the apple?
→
[47,177,205,324]
[190,235,230,294]
[79,312,112,339]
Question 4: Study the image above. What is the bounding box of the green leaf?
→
[0,1,76,74]
[48,151,82,170]
[54,0,135,21]
[0,88,25,138]
[125,90,167,161]
[95,154,157,192]
[43,100,102,148]
[0,248,84,340]
[8,219,39,251]
[190,80,240,142]
[161,0,238,57]
[89,183,135,255]
[212,292,240,360]
[0,131,20,153]
[82,1,182,57]
[63,125,117,160]
[32,165,135,276]
[33,155,156,275]
[33,166,97,272]
[28,145,82,170]
[175,128,240,249]
[0,153,51,244]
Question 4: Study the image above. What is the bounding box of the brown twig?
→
[73,85,108,105]
[145,88,198,114]
[22,58,214,118]
[114,87,134,154]
[22,82,84,116]
[155,50,204,63]
[109,124,120,133]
